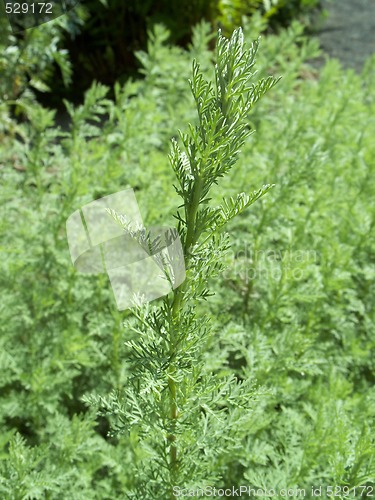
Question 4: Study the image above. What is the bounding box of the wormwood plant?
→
[87,28,279,498]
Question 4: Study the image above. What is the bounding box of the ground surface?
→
[316,0,375,72]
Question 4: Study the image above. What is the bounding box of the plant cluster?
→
[0,0,321,102]
[0,15,374,499]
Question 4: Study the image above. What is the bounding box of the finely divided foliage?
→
[1,18,375,499]
[85,28,278,498]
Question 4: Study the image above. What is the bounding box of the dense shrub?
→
[62,0,322,94]
[0,3,85,109]
[1,16,374,498]
[0,0,322,103]
[218,0,322,33]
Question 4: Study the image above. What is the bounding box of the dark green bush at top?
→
[64,0,322,95]
[1,0,322,105]
[0,4,84,106]
[218,0,321,34]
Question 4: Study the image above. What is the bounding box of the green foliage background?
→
[0,0,320,102]
[0,6,374,500]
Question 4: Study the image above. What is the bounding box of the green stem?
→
[167,174,204,494]
[185,175,204,252]
[168,288,182,475]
